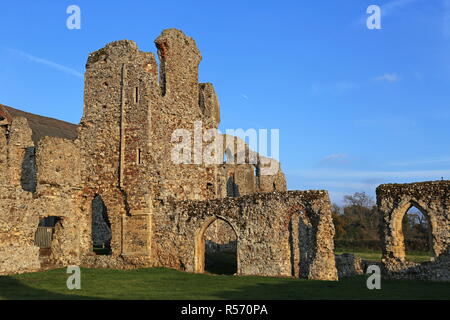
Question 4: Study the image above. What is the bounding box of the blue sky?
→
[1,0,449,204]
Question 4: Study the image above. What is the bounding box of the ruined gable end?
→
[86,40,140,67]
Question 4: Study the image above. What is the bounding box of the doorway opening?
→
[196,218,238,275]
[402,204,433,262]
[92,195,112,255]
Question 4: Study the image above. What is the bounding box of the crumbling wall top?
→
[86,39,152,68]
[155,28,201,98]
[155,28,201,60]
[376,180,450,204]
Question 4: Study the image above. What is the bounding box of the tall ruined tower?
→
[80,39,157,258]
[79,29,225,259]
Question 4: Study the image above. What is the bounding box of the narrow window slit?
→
[135,87,139,104]
[137,148,142,164]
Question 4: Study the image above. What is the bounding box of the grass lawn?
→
[335,248,432,263]
[1,267,449,300]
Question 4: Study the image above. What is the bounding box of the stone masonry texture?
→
[1,29,448,282]
[376,181,450,281]
[14,29,450,282]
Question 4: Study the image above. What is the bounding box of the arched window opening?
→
[206,182,214,197]
[402,205,433,262]
[223,148,233,164]
[202,219,237,275]
[92,195,112,255]
[254,165,260,189]
[226,175,240,197]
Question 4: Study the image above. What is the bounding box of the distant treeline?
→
[332,192,431,253]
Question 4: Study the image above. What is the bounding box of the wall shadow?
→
[209,275,450,300]
[0,276,102,300]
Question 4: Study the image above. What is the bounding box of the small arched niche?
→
[226,175,240,198]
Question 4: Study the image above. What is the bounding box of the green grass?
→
[335,248,433,263]
[1,267,449,300]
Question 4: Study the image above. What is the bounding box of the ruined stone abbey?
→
[0,29,449,281]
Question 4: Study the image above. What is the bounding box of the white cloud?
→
[322,154,348,162]
[287,166,448,204]
[318,153,349,167]
[304,180,380,191]
[334,81,358,93]
[287,167,449,204]
[353,116,416,130]
[289,168,450,180]
[8,49,83,78]
[381,0,421,17]
[311,81,358,95]
[356,0,422,26]
[374,73,399,83]
[387,157,450,166]
[327,191,353,204]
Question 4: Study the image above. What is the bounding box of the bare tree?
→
[343,192,375,208]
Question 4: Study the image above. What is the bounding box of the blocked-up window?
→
[35,216,61,249]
